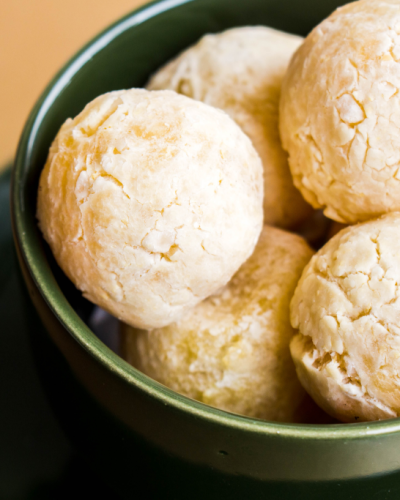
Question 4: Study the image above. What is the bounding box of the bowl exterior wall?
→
[15,238,400,498]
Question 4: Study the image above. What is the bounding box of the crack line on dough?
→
[297,333,395,415]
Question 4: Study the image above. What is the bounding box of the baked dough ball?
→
[37,89,263,329]
[291,212,400,422]
[147,27,312,229]
[122,226,313,422]
[280,0,400,224]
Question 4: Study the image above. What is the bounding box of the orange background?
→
[0,0,149,170]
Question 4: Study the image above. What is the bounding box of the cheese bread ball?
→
[122,226,314,422]
[280,0,400,224]
[37,89,263,330]
[291,212,400,422]
[147,27,312,229]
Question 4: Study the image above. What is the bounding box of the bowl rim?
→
[11,0,400,441]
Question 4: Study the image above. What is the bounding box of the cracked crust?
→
[37,89,263,329]
[280,0,400,223]
[147,26,312,229]
[290,212,400,421]
[122,226,314,422]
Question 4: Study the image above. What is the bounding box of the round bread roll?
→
[280,0,400,224]
[147,26,312,229]
[291,212,400,422]
[37,89,263,329]
[122,226,314,422]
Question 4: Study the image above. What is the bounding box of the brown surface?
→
[0,0,149,170]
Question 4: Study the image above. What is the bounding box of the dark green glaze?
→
[10,0,400,497]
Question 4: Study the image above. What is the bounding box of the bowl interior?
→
[13,0,396,438]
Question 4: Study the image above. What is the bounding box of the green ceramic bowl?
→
[11,0,400,498]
